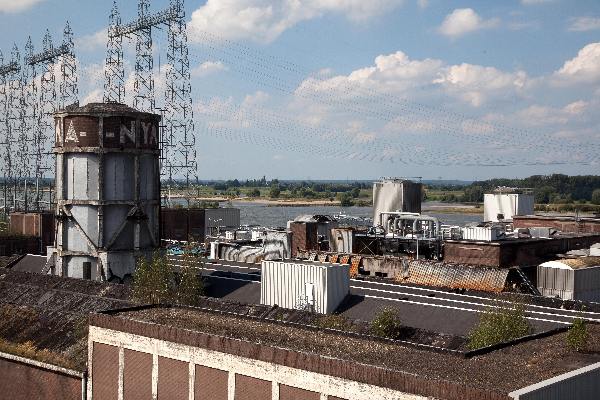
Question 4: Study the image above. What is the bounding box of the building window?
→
[83,262,92,280]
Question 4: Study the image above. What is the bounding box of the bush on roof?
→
[370,308,403,339]
[566,317,588,352]
[468,301,532,350]
[133,249,204,306]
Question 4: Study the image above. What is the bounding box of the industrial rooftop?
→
[99,304,600,396]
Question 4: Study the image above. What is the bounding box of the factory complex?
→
[1,103,600,400]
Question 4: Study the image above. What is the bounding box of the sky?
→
[0,0,599,181]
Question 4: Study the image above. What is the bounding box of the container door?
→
[305,282,315,309]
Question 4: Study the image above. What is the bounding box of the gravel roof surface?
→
[118,306,600,394]
[0,270,132,370]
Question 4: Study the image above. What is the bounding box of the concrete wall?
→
[88,325,426,400]
[0,352,84,400]
[509,362,600,400]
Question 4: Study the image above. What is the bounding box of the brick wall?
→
[444,234,600,267]
[0,357,82,400]
[514,216,600,234]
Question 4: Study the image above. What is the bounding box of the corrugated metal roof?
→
[0,269,132,370]
[398,260,509,292]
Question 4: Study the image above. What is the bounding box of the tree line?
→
[428,174,600,205]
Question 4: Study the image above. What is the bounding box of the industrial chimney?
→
[49,103,160,281]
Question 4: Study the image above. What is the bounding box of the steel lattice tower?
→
[20,37,38,211]
[104,1,125,103]
[6,45,23,210]
[59,22,78,110]
[107,0,198,186]
[164,0,196,186]
[0,50,15,211]
[34,31,57,210]
[133,0,155,112]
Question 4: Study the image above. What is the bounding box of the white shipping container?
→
[260,260,350,314]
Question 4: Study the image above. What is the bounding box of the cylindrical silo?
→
[50,103,160,281]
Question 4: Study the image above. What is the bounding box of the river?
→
[230,201,482,228]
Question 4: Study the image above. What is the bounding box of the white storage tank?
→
[537,257,600,301]
[260,260,350,314]
[483,193,534,222]
[50,103,160,281]
[373,179,422,227]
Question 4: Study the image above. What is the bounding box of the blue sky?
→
[1,0,599,180]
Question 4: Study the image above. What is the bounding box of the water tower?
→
[50,103,160,281]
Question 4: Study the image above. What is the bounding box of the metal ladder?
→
[515,267,540,295]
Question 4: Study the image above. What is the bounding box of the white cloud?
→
[568,17,600,32]
[434,64,527,106]
[191,61,228,77]
[438,8,499,38]
[75,29,107,53]
[242,90,270,107]
[82,89,103,105]
[296,51,443,97]
[554,42,600,84]
[188,0,405,43]
[0,0,44,13]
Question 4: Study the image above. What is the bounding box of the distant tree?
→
[535,186,555,204]
[592,189,600,205]
[351,187,361,198]
[269,185,281,198]
[248,188,261,197]
[468,301,531,349]
[462,185,484,203]
[338,192,355,207]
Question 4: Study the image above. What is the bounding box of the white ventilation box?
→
[260,260,350,314]
[461,226,505,241]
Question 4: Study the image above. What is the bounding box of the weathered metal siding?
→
[0,357,83,400]
[538,264,600,302]
[290,222,319,257]
[8,212,55,251]
[537,265,574,300]
[509,362,600,400]
[260,260,350,314]
[372,180,422,226]
[161,208,240,242]
[461,226,504,241]
[52,104,161,281]
[330,228,353,254]
[205,208,240,232]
